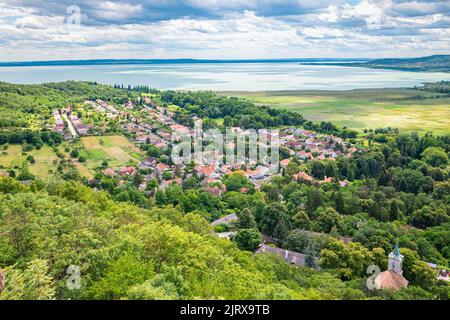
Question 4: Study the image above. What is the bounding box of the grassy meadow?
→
[221,89,450,134]
[76,135,144,176]
[0,135,144,179]
[0,145,60,178]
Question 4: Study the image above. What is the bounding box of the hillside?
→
[0,81,449,301]
[301,55,450,73]
[0,177,366,300]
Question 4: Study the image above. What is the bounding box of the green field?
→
[221,89,450,134]
[0,135,145,179]
[76,135,144,176]
[0,145,60,178]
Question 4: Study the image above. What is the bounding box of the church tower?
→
[374,241,408,291]
[388,241,404,274]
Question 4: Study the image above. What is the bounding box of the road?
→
[62,113,78,138]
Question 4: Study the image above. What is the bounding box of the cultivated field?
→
[0,145,60,178]
[77,135,144,174]
[0,136,144,179]
[222,89,450,134]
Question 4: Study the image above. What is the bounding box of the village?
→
[46,95,450,287]
[50,95,358,195]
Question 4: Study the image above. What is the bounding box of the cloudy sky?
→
[0,0,449,61]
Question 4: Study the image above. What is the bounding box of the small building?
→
[374,242,408,291]
[119,166,137,176]
[293,171,314,182]
[280,159,291,168]
[216,231,237,240]
[255,244,306,267]
[104,168,115,177]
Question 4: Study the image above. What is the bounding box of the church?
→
[374,242,409,291]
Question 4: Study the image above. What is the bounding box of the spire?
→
[394,241,400,256]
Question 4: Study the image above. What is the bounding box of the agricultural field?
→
[0,135,145,179]
[0,145,25,169]
[76,135,144,175]
[222,89,450,134]
[0,145,60,178]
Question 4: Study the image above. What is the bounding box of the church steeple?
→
[394,241,400,256]
[374,241,409,291]
[388,241,404,274]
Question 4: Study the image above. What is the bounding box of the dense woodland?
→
[0,81,449,300]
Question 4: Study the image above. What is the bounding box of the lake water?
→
[1,62,450,91]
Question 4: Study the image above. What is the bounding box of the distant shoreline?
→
[0,58,370,68]
[300,55,450,73]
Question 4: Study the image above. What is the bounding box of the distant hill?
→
[301,55,450,72]
[0,58,368,68]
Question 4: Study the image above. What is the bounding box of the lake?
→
[1,62,450,91]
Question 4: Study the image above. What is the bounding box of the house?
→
[425,263,450,282]
[119,166,137,176]
[195,164,217,180]
[374,242,408,291]
[319,176,333,184]
[245,166,270,180]
[216,231,237,240]
[255,244,306,267]
[139,157,157,170]
[77,124,89,135]
[240,187,249,193]
[104,168,115,177]
[160,178,182,190]
[297,150,313,160]
[64,131,73,141]
[53,110,65,134]
[135,135,152,144]
[280,159,291,168]
[339,179,350,187]
[156,163,169,172]
[316,154,326,160]
[203,185,226,197]
[437,269,449,282]
[293,171,314,182]
[154,142,168,149]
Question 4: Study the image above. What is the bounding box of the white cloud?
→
[0,0,448,61]
[91,1,142,21]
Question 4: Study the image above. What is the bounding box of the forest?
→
[0,81,449,300]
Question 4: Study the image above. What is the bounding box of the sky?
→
[0,0,449,61]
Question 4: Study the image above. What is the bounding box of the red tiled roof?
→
[293,171,314,182]
[280,159,291,167]
[104,168,115,176]
[375,271,408,291]
[119,166,137,175]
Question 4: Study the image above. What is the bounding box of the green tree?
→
[292,211,311,230]
[90,253,152,300]
[305,188,323,214]
[409,262,436,290]
[70,149,79,158]
[233,228,262,251]
[1,259,55,300]
[127,275,179,300]
[421,147,448,167]
[237,208,257,229]
[316,207,343,233]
